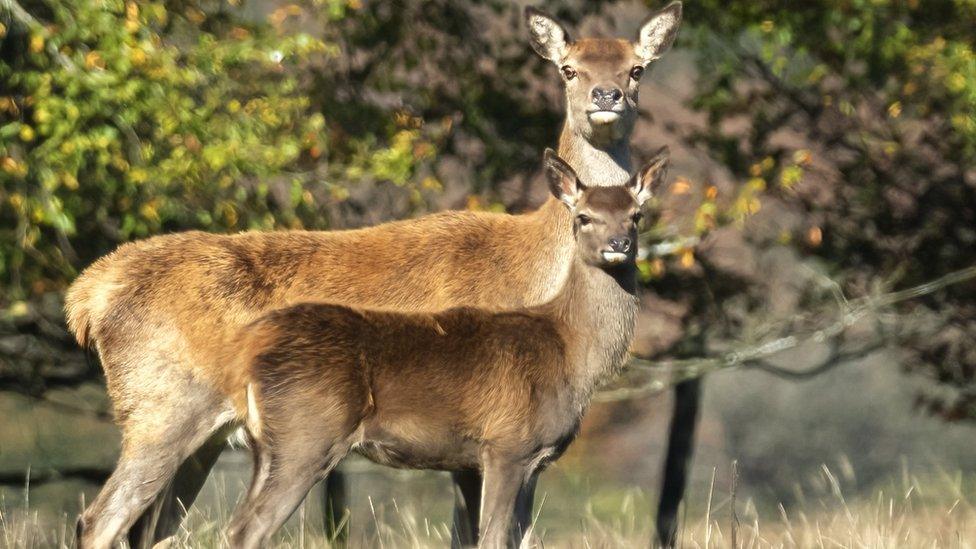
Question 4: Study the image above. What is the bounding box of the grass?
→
[3,463,976,548]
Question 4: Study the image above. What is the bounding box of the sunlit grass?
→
[3,464,976,548]
[670,465,976,548]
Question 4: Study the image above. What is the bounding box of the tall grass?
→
[3,464,975,548]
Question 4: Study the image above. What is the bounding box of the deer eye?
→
[561,65,577,80]
[632,212,644,224]
[577,214,592,225]
[629,65,645,81]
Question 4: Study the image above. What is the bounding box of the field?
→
[4,454,976,548]
[5,365,976,549]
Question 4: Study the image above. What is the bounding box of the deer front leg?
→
[478,454,529,549]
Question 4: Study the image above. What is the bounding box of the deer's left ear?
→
[629,146,670,206]
[544,148,585,208]
[634,1,682,63]
[526,7,572,63]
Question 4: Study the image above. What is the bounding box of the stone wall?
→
[0,293,119,523]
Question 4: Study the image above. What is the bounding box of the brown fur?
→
[67,5,682,547]
[222,152,668,549]
[66,208,574,424]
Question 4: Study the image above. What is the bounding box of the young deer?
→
[223,148,668,549]
[65,4,681,548]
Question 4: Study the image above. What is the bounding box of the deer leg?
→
[511,471,539,545]
[450,469,482,548]
[478,455,529,549]
[227,440,348,549]
[320,470,349,544]
[656,378,701,547]
[76,402,231,549]
[127,432,227,548]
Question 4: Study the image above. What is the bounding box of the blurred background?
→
[2,0,976,546]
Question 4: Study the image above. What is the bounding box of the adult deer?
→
[65,3,682,548]
[221,148,667,549]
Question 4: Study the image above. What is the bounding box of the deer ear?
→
[629,146,670,206]
[544,148,584,208]
[634,1,682,63]
[526,7,572,63]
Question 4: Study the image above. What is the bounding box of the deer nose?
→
[608,236,632,253]
[591,87,623,109]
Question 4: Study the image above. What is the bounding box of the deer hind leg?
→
[227,381,366,549]
[76,394,233,549]
[127,430,229,549]
[226,436,351,549]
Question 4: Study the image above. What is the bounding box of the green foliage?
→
[0,0,322,295]
[0,0,445,300]
[690,0,976,151]
[684,0,976,268]
[683,0,976,417]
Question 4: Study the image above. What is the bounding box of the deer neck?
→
[544,256,639,395]
[557,119,632,187]
[519,111,634,303]
[526,116,634,275]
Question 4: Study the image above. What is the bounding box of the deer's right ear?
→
[544,148,583,208]
[526,7,572,63]
[629,145,670,206]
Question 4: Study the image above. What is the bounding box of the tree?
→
[681,0,976,417]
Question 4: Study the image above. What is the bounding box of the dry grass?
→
[670,466,976,549]
[3,465,976,548]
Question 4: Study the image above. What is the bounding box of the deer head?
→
[526,2,682,144]
[543,146,669,267]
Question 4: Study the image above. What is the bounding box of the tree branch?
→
[596,263,976,402]
[743,340,885,380]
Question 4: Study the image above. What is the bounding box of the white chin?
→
[601,251,629,264]
[589,111,621,125]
